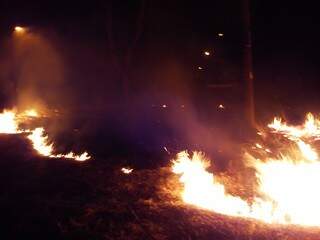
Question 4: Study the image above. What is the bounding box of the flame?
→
[172,113,320,226]
[27,127,53,156]
[0,110,20,133]
[172,151,251,216]
[0,109,90,161]
[268,113,320,140]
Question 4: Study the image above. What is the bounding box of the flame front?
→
[172,113,320,226]
[0,110,20,134]
[0,109,90,161]
[173,151,251,216]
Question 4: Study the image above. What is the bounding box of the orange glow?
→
[22,109,38,117]
[172,113,320,226]
[14,26,26,33]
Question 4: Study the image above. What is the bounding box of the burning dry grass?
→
[3,109,320,238]
[63,165,320,240]
[2,137,320,240]
[0,108,90,161]
[171,113,320,228]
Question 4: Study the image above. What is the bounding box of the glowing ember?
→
[0,109,90,161]
[172,113,320,226]
[121,167,134,174]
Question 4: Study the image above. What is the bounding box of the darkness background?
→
[1,1,319,111]
[0,0,319,165]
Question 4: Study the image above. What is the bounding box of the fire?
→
[172,151,250,216]
[172,113,320,226]
[22,109,39,117]
[0,110,20,134]
[268,113,320,140]
[0,109,90,161]
[27,127,53,156]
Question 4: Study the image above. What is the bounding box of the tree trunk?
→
[243,0,256,127]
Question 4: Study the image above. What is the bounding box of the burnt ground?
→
[2,135,320,240]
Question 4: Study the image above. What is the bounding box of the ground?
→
[2,134,320,240]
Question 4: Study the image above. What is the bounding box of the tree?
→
[106,0,146,101]
[243,0,256,127]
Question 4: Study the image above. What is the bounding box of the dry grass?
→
[1,135,320,239]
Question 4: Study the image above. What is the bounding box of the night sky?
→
[1,0,320,115]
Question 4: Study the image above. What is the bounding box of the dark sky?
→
[1,0,320,112]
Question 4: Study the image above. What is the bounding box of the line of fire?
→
[1,0,320,239]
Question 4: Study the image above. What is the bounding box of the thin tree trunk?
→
[243,0,256,127]
[106,0,146,102]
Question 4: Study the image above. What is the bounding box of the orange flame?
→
[0,110,20,134]
[0,109,90,161]
[172,113,320,226]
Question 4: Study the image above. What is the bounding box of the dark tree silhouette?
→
[106,0,146,101]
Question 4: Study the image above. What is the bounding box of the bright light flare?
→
[14,26,26,33]
[204,51,211,56]
[121,167,133,174]
[218,104,225,109]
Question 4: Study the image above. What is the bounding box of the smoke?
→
[0,27,247,168]
[0,29,68,113]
